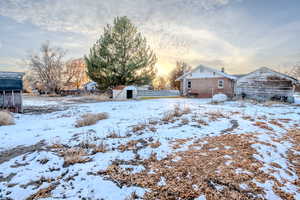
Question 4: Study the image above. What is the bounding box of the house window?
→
[187,81,192,89]
[218,80,224,88]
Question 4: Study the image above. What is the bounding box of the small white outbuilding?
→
[112,85,138,100]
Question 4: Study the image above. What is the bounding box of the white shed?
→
[112,85,137,100]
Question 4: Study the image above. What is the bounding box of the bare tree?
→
[289,64,300,80]
[29,42,65,94]
[153,76,168,90]
[169,61,191,90]
[64,58,88,89]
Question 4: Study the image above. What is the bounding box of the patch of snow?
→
[212,93,227,102]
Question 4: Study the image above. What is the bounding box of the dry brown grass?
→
[97,132,299,200]
[206,111,229,121]
[161,111,176,123]
[149,126,157,132]
[242,115,255,121]
[132,123,147,133]
[197,119,208,126]
[180,118,189,125]
[269,120,284,128]
[106,130,124,138]
[26,184,57,200]
[61,148,92,167]
[97,134,276,199]
[253,121,274,131]
[161,105,191,123]
[150,140,161,148]
[92,140,108,154]
[75,112,108,128]
[0,111,15,126]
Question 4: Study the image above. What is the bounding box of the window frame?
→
[187,80,192,89]
[218,80,224,89]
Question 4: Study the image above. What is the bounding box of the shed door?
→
[127,90,133,99]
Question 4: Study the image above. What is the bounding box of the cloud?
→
[1,0,299,75]
[0,0,239,33]
[0,56,27,70]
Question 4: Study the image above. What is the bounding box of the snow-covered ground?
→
[0,96,300,199]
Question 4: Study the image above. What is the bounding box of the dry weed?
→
[61,148,92,167]
[97,131,300,199]
[269,120,284,128]
[253,121,274,131]
[75,112,108,128]
[150,140,161,148]
[26,183,58,200]
[0,111,15,126]
[197,119,208,126]
[180,118,189,125]
[92,140,108,154]
[106,130,123,138]
[132,123,147,133]
[161,105,191,123]
[206,111,229,121]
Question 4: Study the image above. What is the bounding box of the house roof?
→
[240,67,299,84]
[176,65,237,81]
[232,74,247,79]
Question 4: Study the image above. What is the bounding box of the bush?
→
[62,148,92,167]
[75,112,108,127]
[0,111,15,126]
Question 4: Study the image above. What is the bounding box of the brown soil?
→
[0,140,46,165]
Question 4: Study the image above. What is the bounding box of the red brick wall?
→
[188,77,234,98]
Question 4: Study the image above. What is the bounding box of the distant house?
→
[0,71,25,113]
[176,65,237,98]
[84,82,98,92]
[235,67,299,102]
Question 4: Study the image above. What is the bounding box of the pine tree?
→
[85,16,157,91]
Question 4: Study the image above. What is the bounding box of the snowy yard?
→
[0,96,300,199]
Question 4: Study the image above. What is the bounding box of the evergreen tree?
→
[85,16,157,90]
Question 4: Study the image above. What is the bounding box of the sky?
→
[0,0,300,76]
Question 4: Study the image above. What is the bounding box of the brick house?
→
[176,65,236,98]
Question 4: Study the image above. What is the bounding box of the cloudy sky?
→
[0,0,300,75]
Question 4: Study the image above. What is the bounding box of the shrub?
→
[92,140,108,154]
[62,148,92,167]
[0,111,15,126]
[161,105,191,123]
[75,112,108,127]
[132,123,147,133]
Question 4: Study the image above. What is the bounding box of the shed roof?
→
[0,71,25,79]
[0,72,24,91]
[113,85,126,90]
[239,67,299,84]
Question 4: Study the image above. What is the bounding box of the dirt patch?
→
[0,140,46,165]
[23,106,69,115]
[221,120,239,134]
